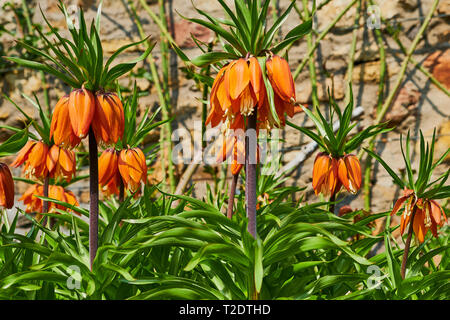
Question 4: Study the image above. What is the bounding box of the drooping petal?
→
[92,92,125,144]
[429,199,444,226]
[99,149,119,185]
[413,208,426,243]
[338,154,362,194]
[391,195,411,216]
[312,152,331,195]
[266,55,296,102]
[11,141,36,168]
[68,88,95,139]
[228,58,250,100]
[46,145,60,174]
[118,150,130,185]
[249,57,263,97]
[0,163,14,209]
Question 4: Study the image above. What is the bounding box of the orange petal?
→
[327,158,339,196]
[228,59,250,100]
[46,145,60,174]
[11,141,36,168]
[99,149,119,185]
[429,200,444,226]
[312,153,330,195]
[92,92,124,144]
[118,150,131,184]
[68,88,95,139]
[391,195,409,216]
[0,163,15,209]
[413,209,426,243]
[266,55,295,102]
[249,57,263,96]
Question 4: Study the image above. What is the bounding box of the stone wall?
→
[1,0,449,230]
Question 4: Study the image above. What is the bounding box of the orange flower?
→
[217,135,246,175]
[391,189,447,243]
[312,152,340,197]
[19,184,79,215]
[266,54,296,126]
[92,92,125,145]
[12,142,76,182]
[118,148,147,193]
[19,184,44,213]
[0,163,14,209]
[12,141,49,179]
[46,145,76,182]
[337,154,362,194]
[206,55,298,170]
[50,95,81,148]
[98,148,121,197]
[68,88,95,139]
[313,153,362,197]
[206,57,270,129]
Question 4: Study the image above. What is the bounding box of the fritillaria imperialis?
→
[19,184,79,217]
[391,188,447,243]
[98,147,147,197]
[182,0,312,238]
[366,130,449,278]
[0,163,14,209]
[312,152,362,197]
[12,142,76,182]
[289,88,389,204]
[7,2,153,269]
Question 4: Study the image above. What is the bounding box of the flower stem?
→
[245,111,258,238]
[329,192,336,215]
[119,179,125,203]
[89,128,99,270]
[1,208,9,232]
[227,173,239,219]
[42,175,49,222]
[401,205,418,279]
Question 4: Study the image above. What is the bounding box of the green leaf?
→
[0,127,29,157]
[190,52,238,67]
[364,148,405,188]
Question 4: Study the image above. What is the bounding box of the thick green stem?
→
[119,179,125,203]
[245,112,258,238]
[401,205,418,279]
[89,128,99,270]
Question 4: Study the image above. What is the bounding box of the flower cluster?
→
[99,147,147,197]
[19,184,79,216]
[312,153,362,197]
[391,188,447,243]
[12,142,76,182]
[51,88,124,148]
[208,54,297,174]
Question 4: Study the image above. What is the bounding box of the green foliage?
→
[365,129,450,199]
[1,176,448,300]
[288,86,392,158]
